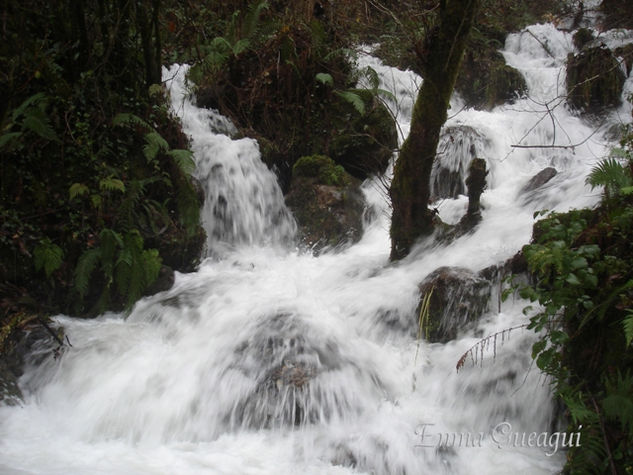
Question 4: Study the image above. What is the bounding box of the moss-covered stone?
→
[417,266,492,343]
[566,46,626,115]
[457,47,527,110]
[292,155,349,186]
[285,155,364,252]
[572,28,594,51]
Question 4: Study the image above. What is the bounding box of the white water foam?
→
[1,20,632,475]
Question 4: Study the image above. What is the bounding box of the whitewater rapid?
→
[1,20,631,475]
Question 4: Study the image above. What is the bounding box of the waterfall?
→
[1,19,631,475]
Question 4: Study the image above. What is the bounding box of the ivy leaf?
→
[566,273,581,286]
[315,72,334,87]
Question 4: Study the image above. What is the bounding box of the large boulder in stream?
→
[417,267,493,343]
[228,312,384,429]
[566,46,627,115]
[285,155,365,252]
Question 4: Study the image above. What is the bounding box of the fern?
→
[99,176,126,193]
[603,371,633,434]
[167,149,196,174]
[69,183,89,200]
[74,248,101,297]
[335,90,365,115]
[33,239,63,278]
[586,157,633,198]
[112,112,152,131]
[624,310,633,347]
[143,131,169,162]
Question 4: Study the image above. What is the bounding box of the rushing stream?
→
[2,16,632,475]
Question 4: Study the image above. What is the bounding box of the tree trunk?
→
[389,0,479,260]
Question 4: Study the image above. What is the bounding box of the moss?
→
[292,155,348,187]
[457,41,527,110]
[566,46,626,115]
[573,28,594,51]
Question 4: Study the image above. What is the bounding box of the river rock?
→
[285,155,365,252]
[521,167,558,193]
[228,312,383,429]
[417,266,492,343]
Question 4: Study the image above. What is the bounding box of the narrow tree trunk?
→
[389,0,479,260]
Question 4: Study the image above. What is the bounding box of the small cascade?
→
[0,14,631,475]
[164,64,296,255]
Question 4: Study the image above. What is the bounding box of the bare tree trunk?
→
[389,0,479,260]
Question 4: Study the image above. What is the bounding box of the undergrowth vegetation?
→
[0,1,205,357]
[517,127,633,472]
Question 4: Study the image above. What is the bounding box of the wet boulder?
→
[521,167,558,194]
[227,312,384,429]
[457,46,527,110]
[417,267,493,343]
[566,46,626,115]
[285,155,365,252]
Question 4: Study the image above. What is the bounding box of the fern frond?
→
[243,0,268,39]
[167,149,196,174]
[99,177,126,193]
[624,311,633,347]
[586,158,632,197]
[112,112,151,131]
[69,183,89,200]
[33,240,63,278]
[335,91,365,115]
[143,131,169,162]
[74,248,101,297]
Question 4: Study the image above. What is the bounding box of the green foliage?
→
[586,156,633,199]
[33,239,63,279]
[74,228,162,311]
[518,140,633,471]
[292,155,348,186]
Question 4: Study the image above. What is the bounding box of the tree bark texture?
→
[389,0,479,260]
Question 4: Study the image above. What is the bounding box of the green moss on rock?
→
[292,155,348,186]
[286,155,365,252]
[566,46,626,115]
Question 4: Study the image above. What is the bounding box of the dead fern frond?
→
[456,324,527,373]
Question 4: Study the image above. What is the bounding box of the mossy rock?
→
[417,266,492,343]
[457,47,527,110]
[572,28,594,51]
[286,155,364,252]
[292,155,349,187]
[566,46,626,115]
[328,89,397,180]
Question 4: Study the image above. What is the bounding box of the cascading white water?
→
[1,18,632,474]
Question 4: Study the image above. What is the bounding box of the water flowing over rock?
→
[431,126,489,200]
[1,16,630,475]
[418,267,493,343]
